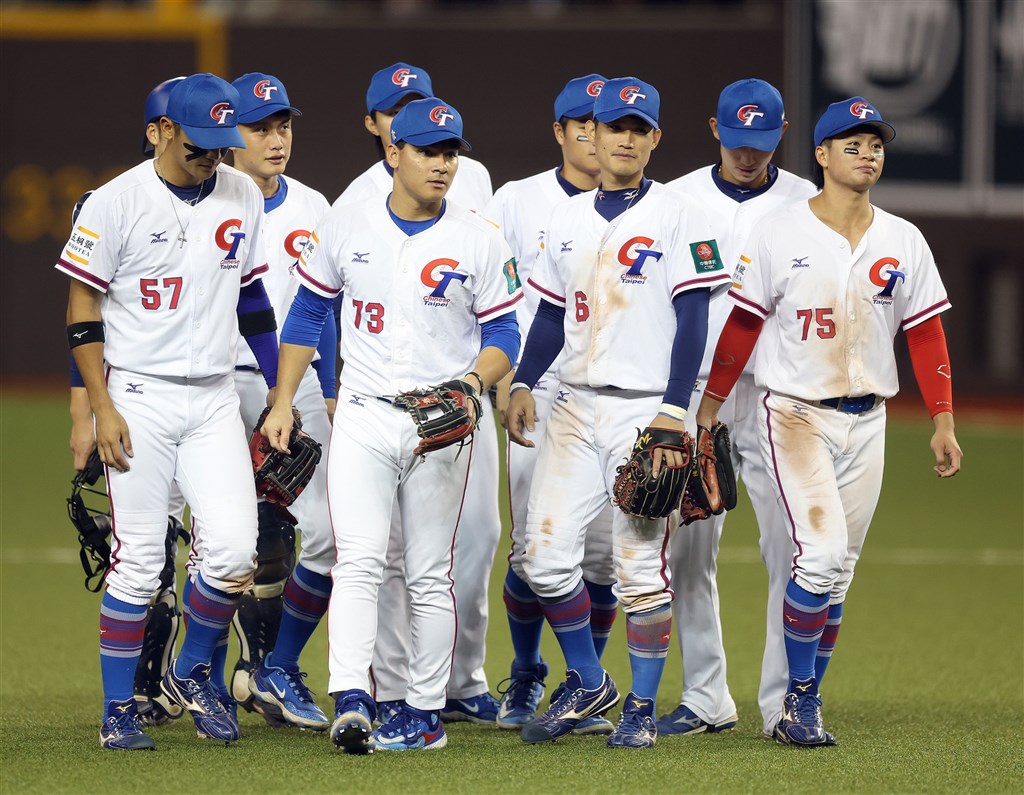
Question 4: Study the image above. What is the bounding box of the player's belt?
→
[235,365,261,373]
[816,394,882,414]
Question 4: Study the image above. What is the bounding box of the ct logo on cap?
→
[392,68,418,88]
[587,80,605,97]
[253,79,278,102]
[619,85,646,105]
[737,104,765,127]
[850,101,875,120]
[429,105,454,127]
[210,102,235,125]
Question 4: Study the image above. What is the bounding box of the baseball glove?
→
[612,427,694,519]
[679,422,738,525]
[250,407,322,507]
[393,379,481,456]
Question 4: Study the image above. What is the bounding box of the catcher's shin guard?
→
[134,586,184,726]
[230,502,296,721]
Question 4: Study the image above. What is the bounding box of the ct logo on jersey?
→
[284,229,311,275]
[253,80,279,102]
[421,258,467,307]
[869,256,905,305]
[429,106,454,127]
[618,236,662,284]
[619,85,646,105]
[210,102,235,125]
[737,104,765,126]
[587,80,605,97]
[850,100,875,120]
[392,68,419,88]
[216,219,245,267]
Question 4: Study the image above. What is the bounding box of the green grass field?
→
[1,393,1021,794]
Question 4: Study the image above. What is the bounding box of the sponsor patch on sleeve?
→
[503,257,522,294]
[689,240,724,273]
[64,225,100,266]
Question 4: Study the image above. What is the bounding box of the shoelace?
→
[106,710,144,736]
[278,668,316,702]
[181,674,227,715]
[382,709,428,738]
[794,693,822,725]
[616,709,649,732]
[497,676,543,710]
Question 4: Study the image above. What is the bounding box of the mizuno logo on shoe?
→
[795,683,812,692]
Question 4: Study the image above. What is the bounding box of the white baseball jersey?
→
[236,175,330,369]
[334,156,493,213]
[668,166,817,377]
[296,199,523,395]
[56,161,267,377]
[731,200,951,400]
[528,182,732,392]
[484,167,574,352]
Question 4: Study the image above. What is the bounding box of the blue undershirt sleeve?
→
[237,281,279,388]
[663,288,710,410]
[70,355,85,388]
[281,284,333,347]
[512,299,565,390]
[310,305,338,399]
[479,312,520,368]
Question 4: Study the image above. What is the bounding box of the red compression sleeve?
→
[905,314,954,417]
[705,306,764,402]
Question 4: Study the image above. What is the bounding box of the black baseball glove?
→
[393,379,481,456]
[612,427,694,519]
[680,422,738,525]
[250,406,323,507]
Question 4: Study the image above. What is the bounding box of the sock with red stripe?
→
[538,581,603,688]
[99,592,148,710]
[814,601,844,684]
[584,580,618,660]
[175,572,240,676]
[783,579,830,693]
[625,604,672,700]
[504,567,544,665]
[271,563,332,671]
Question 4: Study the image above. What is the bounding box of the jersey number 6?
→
[140,277,183,310]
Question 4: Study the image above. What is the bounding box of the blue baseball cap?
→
[390,97,472,151]
[366,62,433,114]
[716,78,786,152]
[166,73,246,150]
[814,97,896,147]
[232,72,303,123]
[593,77,660,128]
[554,74,607,121]
[143,76,185,154]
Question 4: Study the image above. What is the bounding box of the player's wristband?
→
[67,321,104,349]
[465,371,484,395]
[510,382,532,394]
[658,402,687,421]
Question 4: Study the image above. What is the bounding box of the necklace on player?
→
[154,157,208,248]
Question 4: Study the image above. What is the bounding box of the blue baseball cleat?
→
[99,698,156,751]
[548,680,615,735]
[161,662,240,742]
[607,693,657,748]
[250,656,329,731]
[331,690,376,754]
[496,660,548,729]
[441,692,500,724]
[774,689,837,747]
[521,669,619,743]
[374,699,405,727]
[656,703,738,735]
[374,706,447,751]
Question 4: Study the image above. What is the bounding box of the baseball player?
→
[657,79,817,738]
[694,96,962,746]
[214,72,334,732]
[484,74,617,735]
[335,62,503,724]
[505,77,731,748]
[58,73,277,750]
[262,97,521,752]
